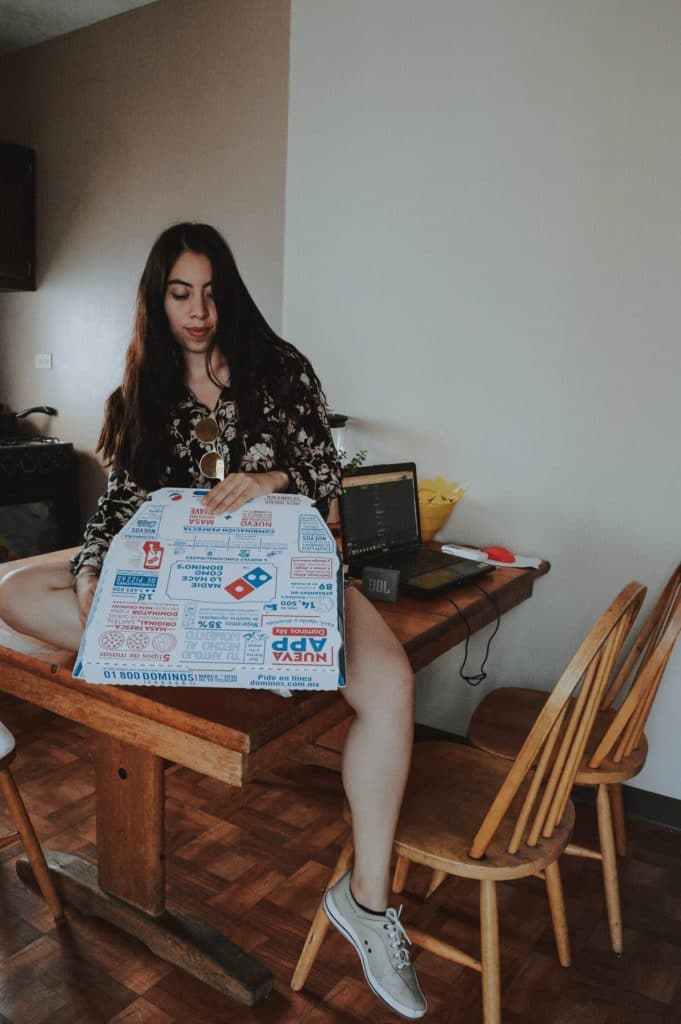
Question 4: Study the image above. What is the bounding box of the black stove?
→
[0,435,62,447]
[0,437,80,561]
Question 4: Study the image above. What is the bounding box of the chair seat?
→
[468,687,647,785]
[393,742,575,881]
[0,721,16,761]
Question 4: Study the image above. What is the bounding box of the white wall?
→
[283,1,681,798]
[0,0,291,519]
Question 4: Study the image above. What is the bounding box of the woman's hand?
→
[74,572,99,627]
[202,470,288,514]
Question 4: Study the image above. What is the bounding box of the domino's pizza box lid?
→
[73,488,344,690]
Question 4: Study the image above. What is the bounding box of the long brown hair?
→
[98,222,326,488]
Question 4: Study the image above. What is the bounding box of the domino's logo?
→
[224,566,273,600]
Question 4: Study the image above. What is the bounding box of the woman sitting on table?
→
[0,223,426,1020]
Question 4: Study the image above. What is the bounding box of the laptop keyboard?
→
[379,548,454,578]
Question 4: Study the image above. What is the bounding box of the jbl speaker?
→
[362,566,400,603]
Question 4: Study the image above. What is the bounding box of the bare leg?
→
[340,586,414,911]
[0,562,82,652]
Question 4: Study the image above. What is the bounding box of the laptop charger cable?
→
[444,582,501,686]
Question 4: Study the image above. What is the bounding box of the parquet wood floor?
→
[0,691,679,1023]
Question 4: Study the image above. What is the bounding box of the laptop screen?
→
[340,463,421,566]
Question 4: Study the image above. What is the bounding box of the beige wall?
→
[0,0,291,518]
[2,0,680,802]
[284,1,681,799]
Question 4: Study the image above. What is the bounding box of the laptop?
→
[339,462,494,597]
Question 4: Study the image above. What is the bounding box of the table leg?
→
[16,735,272,1005]
[96,735,165,913]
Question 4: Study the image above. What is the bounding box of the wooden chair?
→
[292,582,645,1024]
[0,719,63,919]
[467,564,681,955]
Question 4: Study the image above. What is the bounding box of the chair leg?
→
[392,854,410,894]
[609,783,627,857]
[597,783,623,954]
[480,880,501,1024]
[291,835,353,991]
[426,869,448,899]
[544,860,571,967]
[0,768,63,919]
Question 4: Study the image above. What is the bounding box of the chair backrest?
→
[589,563,681,767]
[469,582,646,860]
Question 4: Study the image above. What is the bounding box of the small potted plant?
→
[340,448,368,475]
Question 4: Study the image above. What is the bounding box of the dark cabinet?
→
[0,142,36,291]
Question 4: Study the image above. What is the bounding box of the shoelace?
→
[383,906,412,970]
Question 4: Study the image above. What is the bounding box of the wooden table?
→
[0,556,548,1005]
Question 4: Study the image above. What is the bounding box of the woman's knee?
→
[381,641,413,694]
[0,563,71,634]
[390,654,415,714]
[0,569,27,630]
[342,585,415,712]
[345,642,414,717]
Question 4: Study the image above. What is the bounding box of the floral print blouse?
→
[71,356,342,576]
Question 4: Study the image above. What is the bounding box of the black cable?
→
[444,581,502,686]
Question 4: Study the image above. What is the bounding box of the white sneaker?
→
[324,871,427,1019]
